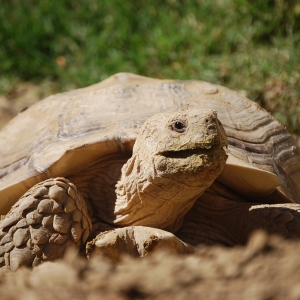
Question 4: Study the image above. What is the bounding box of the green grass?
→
[0,0,300,133]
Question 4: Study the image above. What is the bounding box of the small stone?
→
[71,222,83,242]
[10,247,35,271]
[42,215,54,227]
[43,179,55,187]
[30,225,52,245]
[63,197,76,213]
[37,199,63,213]
[48,185,67,201]
[8,226,18,236]
[27,238,34,250]
[49,233,69,245]
[67,186,77,200]
[15,197,40,215]
[32,244,44,255]
[33,186,49,197]
[26,210,43,225]
[0,213,21,230]
[37,199,53,213]
[54,179,69,189]
[13,228,30,247]
[53,213,71,234]
[0,234,13,245]
[0,241,14,256]
[16,219,28,228]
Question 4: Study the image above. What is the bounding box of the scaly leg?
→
[176,182,300,246]
[86,226,194,262]
[0,178,91,271]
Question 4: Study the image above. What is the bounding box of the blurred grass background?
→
[0,0,300,134]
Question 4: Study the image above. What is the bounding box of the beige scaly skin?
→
[1,108,300,270]
[0,109,228,270]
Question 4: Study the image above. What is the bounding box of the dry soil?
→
[0,231,300,300]
[1,88,300,299]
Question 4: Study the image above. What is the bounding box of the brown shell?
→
[0,73,300,214]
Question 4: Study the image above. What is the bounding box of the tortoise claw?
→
[86,226,194,262]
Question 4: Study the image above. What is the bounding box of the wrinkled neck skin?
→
[114,154,205,233]
[114,146,226,232]
[113,109,228,233]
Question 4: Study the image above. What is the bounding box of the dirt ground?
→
[0,231,300,300]
[1,86,300,299]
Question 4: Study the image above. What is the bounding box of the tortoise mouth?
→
[161,148,210,159]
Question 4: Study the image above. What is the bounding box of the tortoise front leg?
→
[86,226,194,262]
[176,183,300,246]
[0,178,91,271]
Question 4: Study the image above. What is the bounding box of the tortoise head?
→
[133,109,228,186]
[114,109,228,231]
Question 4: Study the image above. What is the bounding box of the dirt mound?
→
[0,231,299,300]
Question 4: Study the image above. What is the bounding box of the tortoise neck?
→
[114,154,206,232]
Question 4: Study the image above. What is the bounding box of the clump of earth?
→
[0,231,300,300]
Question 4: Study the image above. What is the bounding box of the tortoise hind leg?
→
[247,203,300,239]
[176,182,300,246]
[0,178,91,271]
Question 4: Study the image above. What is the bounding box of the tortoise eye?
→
[172,121,186,133]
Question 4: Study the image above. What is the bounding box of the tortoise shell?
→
[0,73,299,214]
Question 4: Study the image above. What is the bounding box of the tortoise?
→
[1,72,300,271]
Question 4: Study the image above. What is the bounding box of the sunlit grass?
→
[0,0,299,133]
